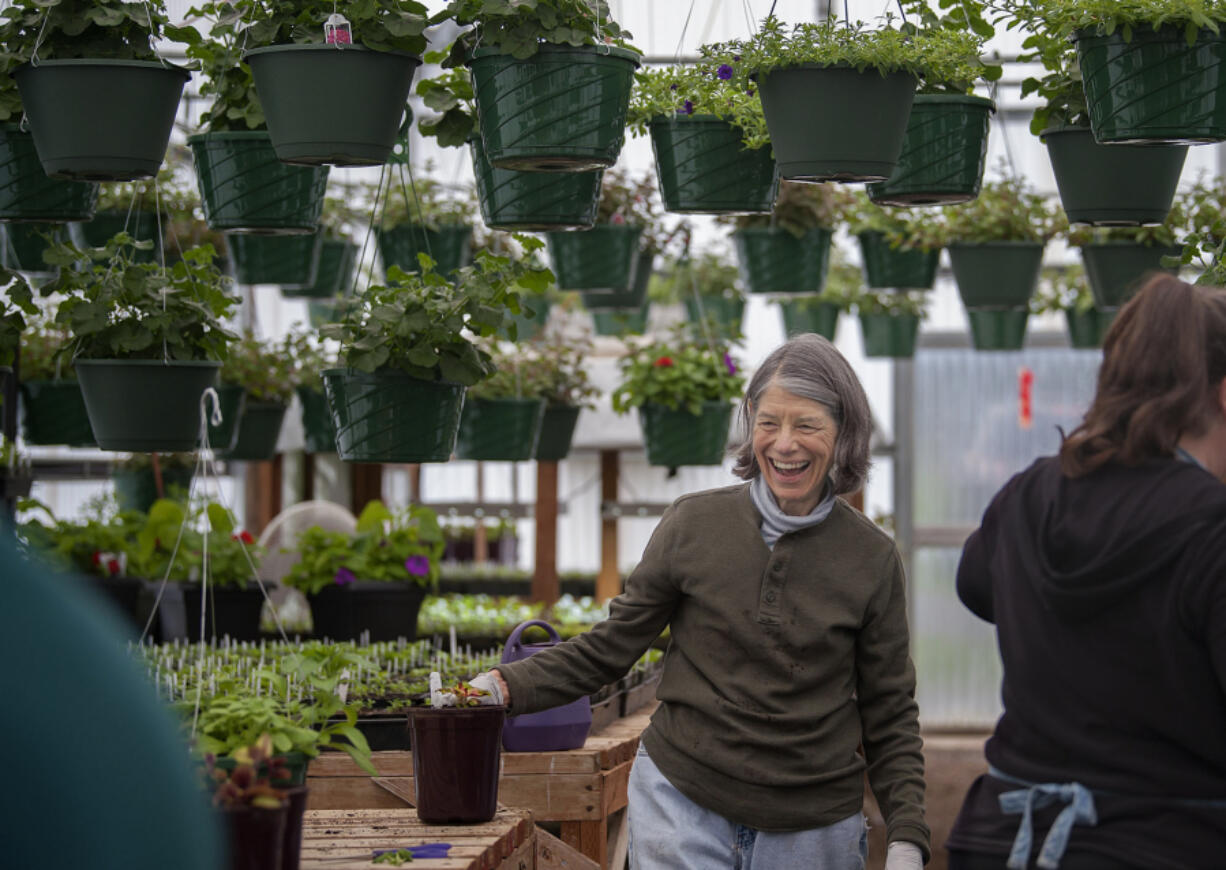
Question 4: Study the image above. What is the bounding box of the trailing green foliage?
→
[17,318,74,380]
[415,54,476,147]
[1032,265,1098,314]
[723,180,852,238]
[845,191,945,251]
[0,272,35,367]
[851,288,930,316]
[219,332,296,403]
[937,173,1066,244]
[627,63,769,150]
[993,0,1226,43]
[611,327,745,415]
[432,0,635,60]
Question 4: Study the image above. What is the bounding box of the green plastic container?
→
[470,136,601,231]
[857,231,940,290]
[638,401,732,468]
[583,252,653,311]
[1079,242,1182,309]
[0,123,97,221]
[470,45,639,171]
[219,401,287,462]
[684,295,745,335]
[534,404,581,462]
[859,313,920,358]
[648,114,776,213]
[296,385,336,454]
[323,368,466,463]
[547,224,643,292]
[72,210,162,263]
[948,242,1046,308]
[454,396,546,461]
[966,308,1030,352]
[591,304,649,336]
[734,227,832,295]
[282,238,357,299]
[377,224,472,276]
[0,222,64,276]
[1065,307,1117,349]
[18,380,95,446]
[205,384,246,453]
[112,465,196,513]
[229,232,322,287]
[75,359,221,452]
[778,299,840,341]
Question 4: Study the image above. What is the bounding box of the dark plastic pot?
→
[181,583,267,642]
[206,385,247,454]
[323,368,466,463]
[282,238,357,299]
[112,466,196,513]
[0,222,63,276]
[684,295,745,334]
[0,123,97,221]
[948,242,1046,308]
[648,114,776,213]
[469,45,639,171]
[591,304,649,336]
[501,620,591,751]
[584,251,653,310]
[547,224,643,292]
[1042,125,1187,226]
[280,786,309,870]
[857,231,940,290]
[244,44,422,166]
[534,405,581,462]
[352,715,411,752]
[469,134,602,231]
[966,308,1030,352]
[638,401,732,468]
[757,65,916,182]
[14,59,189,180]
[779,299,840,341]
[734,226,832,295]
[454,396,546,461]
[376,224,472,276]
[219,401,287,462]
[1076,26,1226,144]
[859,313,920,359]
[188,131,329,234]
[296,385,336,454]
[409,705,506,823]
[1080,242,1182,309]
[76,359,221,452]
[229,232,322,287]
[310,581,428,643]
[867,94,994,206]
[1066,307,1117,349]
[221,802,287,870]
[18,380,95,446]
[71,209,162,263]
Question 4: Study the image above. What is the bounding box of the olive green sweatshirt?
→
[497,483,930,858]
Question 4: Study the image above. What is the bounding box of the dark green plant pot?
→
[684,295,745,334]
[547,224,643,292]
[948,242,1046,308]
[244,44,422,166]
[188,131,329,234]
[0,123,97,221]
[205,384,246,453]
[219,401,288,462]
[534,404,581,462]
[779,300,840,341]
[75,359,221,452]
[0,222,63,276]
[867,94,993,206]
[323,368,466,463]
[112,465,196,513]
[1076,26,1226,144]
[454,396,546,461]
[229,232,322,287]
[857,231,940,290]
[591,304,649,336]
[14,59,189,181]
[310,581,428,643]
[859,313,920,358]
[1079,242,1182,309]
[469,45,639,171]
[377,224,472,276]
[757,65,916,182]
[469,135,601,231]
[638,401,732,468]
[734,227,832,295]
[297,384,336,454]
[71,210,162,263]
[1041,126,1187,226]
[501,297,551,341]
[1065,307,1117,349]
[282,238,357,299]
[584,252,653,310]
[18,380,95,446]
[648,114,776,213]
[966,308,1030,352]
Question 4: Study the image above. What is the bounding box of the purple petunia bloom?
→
[679,99,695,115]
[669,83,678,91]
[717,64,734,80]
[733,54,742,62]
[405,555,430,577]
[334,567,356,586]
[724,352,737,375]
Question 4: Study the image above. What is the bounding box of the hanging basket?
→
[757,65,916,182]
[1076,26,1226,144]
[591,304,649,336]
[1079,242,1182,309]
[112,465,196,513]
[1041,125,1187,226]
[470,44,639,171]
[534,404,581,462]
[188,131,329,234]
[684,295,745,334]
[18,380,95,446]
[948,242,1045,308]
[0,123,97,221]
[76,358,221,452]
[281,237,357,300]
[1065,307,1117,349]
[296,384,336,454]
[309,581,428,642]
[205,384,246,453]
[323,368,465,463]
[648,114,777,213]
[867,94,994,206]
[218,401,287,462]
[0,222,64,276]
[547,224,643,291]
[244,44,422,166]
[376,224,472,276]
[584,252,653,311]
[469,135,601,231]
[71,210,162,263]
[639,401,732,468]
[229,232,322,287]
[14,59,189,181]
[734,226,832,295]
[454,396,546,461]
[859,312,920,358]
[501,297,552,342]
[966,308,1030,352]
[410,705,506,824]
[778,299,840,341]
[857,231,940,290]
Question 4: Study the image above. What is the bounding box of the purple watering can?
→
[500,620,592,752]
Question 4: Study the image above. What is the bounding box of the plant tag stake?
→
[325,12,351,45]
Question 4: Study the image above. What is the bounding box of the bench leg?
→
[561,819,608,868]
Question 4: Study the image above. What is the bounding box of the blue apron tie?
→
[991,766,1098,870]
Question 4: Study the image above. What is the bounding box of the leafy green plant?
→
[1032,264,1097,314]
[206,734,289,809]
[898,0,1002,92]
[375,166,476,230]
[845,191,945,251]
[611,327,745,415]
[627,61,769,150]
[0,272,35,367]
[650,250,743,303]
[722,179,852,238]
[993,6,1089,134]
[432,0,635,60]
[415,57,476,147]
[1172,174,1226,283]
[93,168,198,217]
[128,498,263,588]
[937,173,1066,244]
[994,0,1226,44]
[17,497,144,577]
[285,330,338,394]
[595,168,671,254]
[219,332,296,404]
[2,0,198,62]
[464,342,532,400]
[851,287,929,317]
[18,319,74,380]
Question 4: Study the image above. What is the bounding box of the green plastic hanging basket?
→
[218,401,288,462]
[71,210,162,263]
[229,232,322,287]
[1065,307,1117,349]
[584,252,653,311]
[282,238,357,299]
[500,297,552,342]
[734,227,832,295]
[0,123,97,221]
[0,222,64,276]
[454,396,546,461]
[296,384,336,454]
[684,295,745,335]
[948,242,1045,308]
[778,299,840,341]
[18,380,95,446]
[470,135,601,231]
[547,224,643,291]
[859,313,920,358]
[470,45,639,171]
[534,404,581,462]
[205,384,246,453]
[966,308,1030,352]
[188,131,329,234]
[857,231,940,290]
[1076,26,1226,144]
[648,114,777,213]
[867,94,994,206]
[75,358,221,452]
[1079,242,1182,309]
[323,368,466,463]
[377,224,472,276]
[639,401,732,468]
[591,304,650,336]
[112,465,196,513]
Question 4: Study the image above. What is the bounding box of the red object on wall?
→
[1018,367,1034,429]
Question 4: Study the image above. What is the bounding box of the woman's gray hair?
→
[730,333,873,495]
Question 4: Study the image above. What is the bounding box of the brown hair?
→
[1060,273,1226,477]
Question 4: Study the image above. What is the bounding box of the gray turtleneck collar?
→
[750,473,836,549]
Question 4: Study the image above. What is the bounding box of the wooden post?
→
[596,449,620,602]
[407,463,421,502]
[302,452,315,501]
[244,454,283,537]
[351,463,382,512]
[532,460,560,605]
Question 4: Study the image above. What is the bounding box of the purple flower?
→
[405,555,430,577]
[733,54,742,62]
[717,64,734,81]
[678,99,695,115]
[669,83,678,91]
[334,567,356,586]
[747,88,756,97]
[724,352,737,375]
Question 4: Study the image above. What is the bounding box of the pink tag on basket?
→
[324,12,351,44]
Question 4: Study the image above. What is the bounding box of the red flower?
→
[231,530,255,545]
[653,356,674,367]
[107,558,121,576]
[91,551,102,566]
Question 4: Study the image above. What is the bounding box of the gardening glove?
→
[469,671,507,707]
[885,841,924,870]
